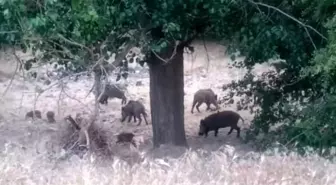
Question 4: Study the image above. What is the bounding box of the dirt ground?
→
[0,40,276,159]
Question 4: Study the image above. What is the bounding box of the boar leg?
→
[121,115,127,122]
[142,113,149,125]
[205,102,211,111]
[228,127,234,135]
[214,129,219,137]
[212,103,220,111]
[133,115,137,122]
[191,99,198,113]
[196,101,203,113]
[128,115,132,122]
[235,126,241,138]
[204,128,209,137]
[136,114,142,126]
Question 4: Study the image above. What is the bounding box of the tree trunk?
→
[149,46,187,148]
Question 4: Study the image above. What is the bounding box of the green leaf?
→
[71,0,80,10]
[10,34,15,41]
[266,30,271,37]
[19,4,26,12]
[160,40,168,49]
[3,9,9,17]
[120,12,126,20]
[48,12,58,21]
[125,9,133,16]
[110,6,116,14]
[162,2,167,9]
[251,16,259,24]
[152,44,161,53]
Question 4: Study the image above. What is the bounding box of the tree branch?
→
[56,34,95,59]
[151,40,180,64]
[248,0,327,40]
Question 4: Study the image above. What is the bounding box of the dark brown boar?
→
[198,110,244,138]
[116,132,137,147]
[191,88,219,114]
[25,110,42,120]
[121,100,149,126]
[46,111,56,123]
[98,84,127,105]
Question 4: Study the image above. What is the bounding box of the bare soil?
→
[0,40,276,158]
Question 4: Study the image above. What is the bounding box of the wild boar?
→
[198,110,244,138]
[98,84,127,105]
[191,88,220,114]
[46,111,56,123]
[121,100,149,126]
[116,132,137,147]
[25,110,42,120]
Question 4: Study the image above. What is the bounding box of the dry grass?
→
[0,144,336,185]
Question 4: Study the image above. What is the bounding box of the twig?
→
[85,82,96,99]
[57,81,64,116]
[304,27,317,50]
[0,31,19,34]
[248,0,327,40]
[1,48,20,98]
[202,35,211,72]
[62,85,94,114]
[284,131,307,147]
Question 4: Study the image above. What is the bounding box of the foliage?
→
[280,13,336,153]
[235,3,336,152]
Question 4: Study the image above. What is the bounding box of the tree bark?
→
[149,46,187,147]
